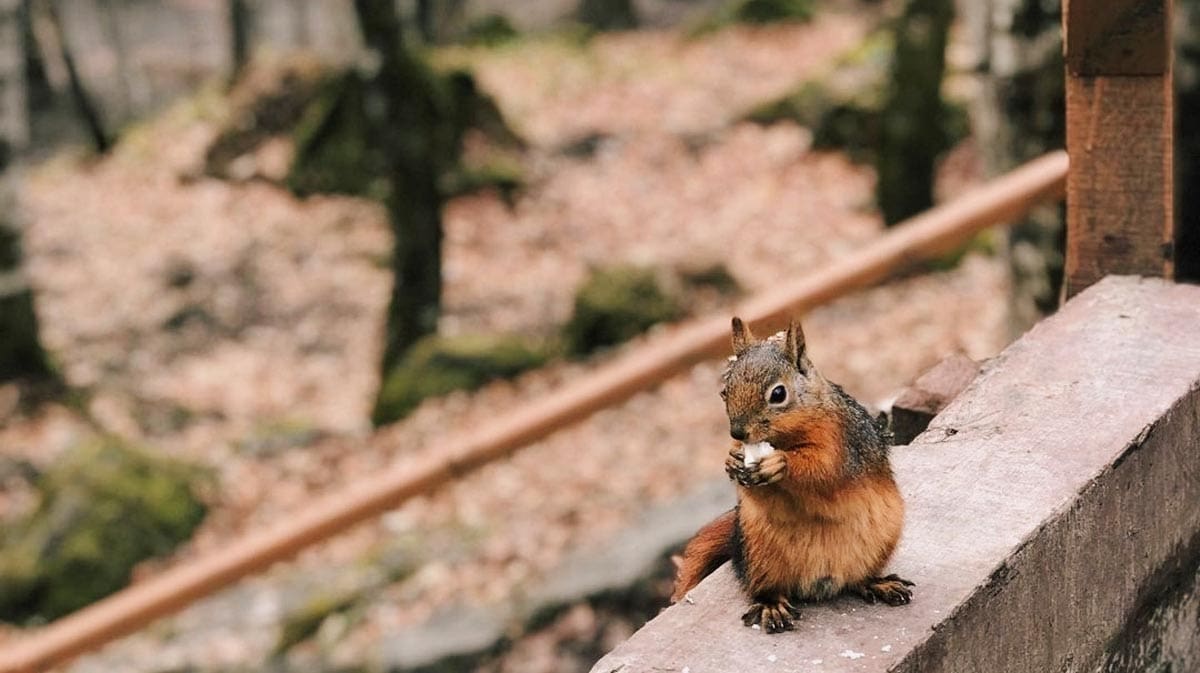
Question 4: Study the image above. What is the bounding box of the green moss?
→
[562,266,684,357]
[463,14,520,47]
[203,62,327,180]
[691,0,814,34]
[0,288,53,381]
[576,0,639,31]
[744,31,890,160]
[286,72,390,199]
[286,66,525,205]
[441,156,525,204]
[679,263,742,296]
[0,438,208,623]
[373,334,551,426]
[923,230,998,272]
[729,0,814,23]
[276,591,359,653]
[743,28,968,172]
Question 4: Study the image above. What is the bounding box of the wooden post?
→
[1062,0,1174,299]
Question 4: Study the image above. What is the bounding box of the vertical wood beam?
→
[1063,0,1174,299]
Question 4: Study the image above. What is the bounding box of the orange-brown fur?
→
[737,468,903,599]
[672,317,910,631]
[670,510,735,602]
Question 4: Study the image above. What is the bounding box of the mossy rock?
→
[373,334,551,426]
[0,438,208,623]
[562,266,684,357]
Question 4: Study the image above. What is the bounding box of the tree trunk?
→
[17,0,52,112]
[352,0,447,376]
[875,0,953,226]
[43,0,110,153]
[958,0,1064,333]
[415,0,436,42]
[99,0,139,118]
[0,0,51,381]
[228,0,251,83]
[576,0,638,31]
[1177,0,1200,282]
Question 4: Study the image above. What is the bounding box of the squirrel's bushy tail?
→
[671,509,736,602]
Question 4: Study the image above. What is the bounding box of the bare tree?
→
[1179,0,1200,281]
[875,0,953,225]
[0,0,51,380]
[352,0,456,376]
[958,0,1064,331]
[40,0,111,152]
[228,0,251,82]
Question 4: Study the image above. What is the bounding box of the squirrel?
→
[670,317,912,633]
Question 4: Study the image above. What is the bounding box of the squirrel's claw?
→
[850,575,914,606]
[725,448,751,485]
[728,448,787,487]
[742,597,800,634]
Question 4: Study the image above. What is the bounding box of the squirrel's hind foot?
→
[742,596,801,634]
[849,574,914,606]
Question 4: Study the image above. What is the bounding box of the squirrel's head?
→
[720,317,826,444]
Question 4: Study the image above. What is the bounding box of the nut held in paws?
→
[742,441,775,467]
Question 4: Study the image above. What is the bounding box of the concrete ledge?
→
[590,276,1200,673]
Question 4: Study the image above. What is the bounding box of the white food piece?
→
[742,441,776,467]
[839,650,865,660]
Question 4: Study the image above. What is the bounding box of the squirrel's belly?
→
[738,472,904,598]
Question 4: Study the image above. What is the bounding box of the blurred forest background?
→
[0,0,1197,671]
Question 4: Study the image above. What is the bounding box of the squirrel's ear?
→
[731,317,752,356]
[785,319,807,368]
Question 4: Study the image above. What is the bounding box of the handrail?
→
[0,150,1068,673]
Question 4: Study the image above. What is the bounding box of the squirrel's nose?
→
[730,424,749,442]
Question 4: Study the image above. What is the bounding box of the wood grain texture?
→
[1064,0,1168,75]
[1064,73,1174,298]
[591,277,1200,673]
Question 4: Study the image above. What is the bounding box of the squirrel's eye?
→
[719,388,728,401]
[768,385,787,405]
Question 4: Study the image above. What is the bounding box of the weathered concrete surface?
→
[890,352,981,445]
[1096,528,1200,672]
[591,276,1200,673]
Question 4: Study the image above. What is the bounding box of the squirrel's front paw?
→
[745,451,786,486]
[725,447,750,485]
